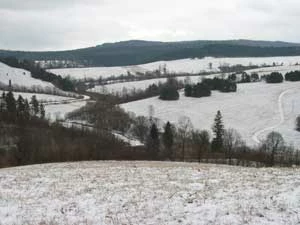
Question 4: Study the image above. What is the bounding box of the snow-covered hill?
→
[0,161,299,225]
[121,81,300,147]
[0,61,90,121]
[0,62,54,90]
[49,56,300,80]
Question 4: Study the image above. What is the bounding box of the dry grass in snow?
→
[0,161,299,225]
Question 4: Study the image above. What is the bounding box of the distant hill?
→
[2,39,300,67]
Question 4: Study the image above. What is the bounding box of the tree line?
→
[129,110,299,167]
[0,91,45,123]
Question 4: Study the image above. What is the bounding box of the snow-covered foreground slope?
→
[49,56,300,80]
[0,161,299,225]
[0,62,54,89]
[122,81,300,147]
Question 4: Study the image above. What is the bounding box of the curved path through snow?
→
[252,89,292,144]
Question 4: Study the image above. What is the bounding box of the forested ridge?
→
[2,40,300,67]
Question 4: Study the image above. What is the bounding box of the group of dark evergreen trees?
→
[202,78,237,92]
[265,72,284,83]
[285,71,300,81]
[265,70,300,83]
[228,72,259,83]
[184,78,236,98]
[145,121,175,160]
[184,83,211,98]
[159,77,180,100]
[144,111,225,160]
[0,91,45,123]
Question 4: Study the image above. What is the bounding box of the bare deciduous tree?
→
[263,131,285,166]
[223,128,244,164]
[148,105,155,121]
[131,116,149,143]
[192,130,210,163]
[177,116,193,161]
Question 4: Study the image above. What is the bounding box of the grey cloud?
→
[1,0,300,51]
[0,0,107,11]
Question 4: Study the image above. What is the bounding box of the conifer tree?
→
[212,110,224,152]
[16,95,26,122]
[17,95,25,113]
[24,99,30,120]
[147,123,160,159]
[30,95,39,115]
[40,103,45,119]
[5,91,16,115]
[0,92,6,113]
[163,121,174,160]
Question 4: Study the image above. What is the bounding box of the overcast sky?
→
[0,0,299,51]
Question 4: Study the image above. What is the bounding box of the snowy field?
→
[88,64,300,95]
[48,56,300,80]
[88,74,220,95]
[0,62,54,89]
[122,81,300,147]
[0,161,299,225]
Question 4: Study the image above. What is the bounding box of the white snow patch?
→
[113,132,144,146]
[0,62,54,89]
